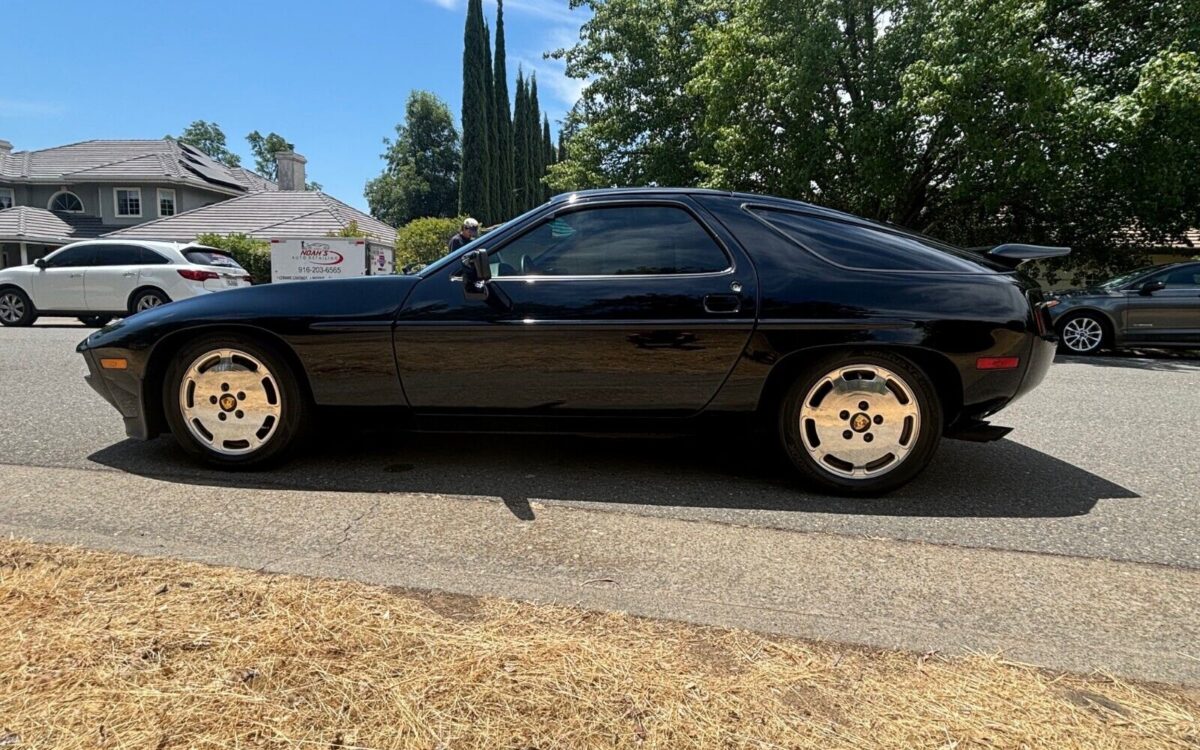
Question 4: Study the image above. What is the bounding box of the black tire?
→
[129,288,170,315]
[78,315,113,328]
[0,288,38,327]
[163,334,310,468]
[1056,312,1107,355]
[779,350,943,496]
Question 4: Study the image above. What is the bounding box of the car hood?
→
[80,275,420,352]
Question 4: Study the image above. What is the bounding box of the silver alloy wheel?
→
[1061,316,1103,353]
[136,293,165,312]
[798,364,922,480]
[179,348,283,456]
[0,293,24,323]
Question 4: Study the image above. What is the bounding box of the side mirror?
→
[34,258,47,270]
[461,249,491,300]
[1139,280,1166,296]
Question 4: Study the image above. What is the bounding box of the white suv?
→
[0,240,252,327]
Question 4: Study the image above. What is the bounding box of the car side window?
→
[491,205,730,277]
[1162,267,1200,287]
[751,208,987,273]
[137,247,171,265]
[92,245,146,266]
[43,245,96,268]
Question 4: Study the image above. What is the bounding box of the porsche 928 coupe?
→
[77,189,1067,495]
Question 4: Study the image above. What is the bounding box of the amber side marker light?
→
[976,357,1020,370]
[99,358,128,370]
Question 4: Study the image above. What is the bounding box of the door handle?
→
[122,273,136,278]
[703,293,741,314]
[69,273,83,278]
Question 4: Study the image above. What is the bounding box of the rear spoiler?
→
[983,243,1071,269]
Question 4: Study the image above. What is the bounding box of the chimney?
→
[0,140,12,156]
[275,150,307,191]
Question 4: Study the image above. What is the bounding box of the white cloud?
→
[514,54,586,116]
[0,99,65,118]
[419,0,578,24]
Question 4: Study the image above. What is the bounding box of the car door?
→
[394,199,759,415]
[29,245,95,311]
[1123,264,1200,344]
[83,244,147,312]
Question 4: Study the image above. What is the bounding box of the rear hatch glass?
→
[184,249,246,271]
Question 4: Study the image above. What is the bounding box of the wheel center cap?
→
[850,413,871,433]
[219,394,237,412]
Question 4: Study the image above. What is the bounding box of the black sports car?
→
[78,189,1066,495]
[1047,262,1200,354]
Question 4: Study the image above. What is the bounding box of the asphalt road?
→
[2,320,1199,683]
[2,320,1198,568]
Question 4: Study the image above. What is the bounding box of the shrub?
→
[395,216,467,272]
[195,233,272,283]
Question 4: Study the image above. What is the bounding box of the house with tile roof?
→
[0,138,392,272]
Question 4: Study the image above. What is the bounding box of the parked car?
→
[1047,262,1200,354]
[0,240,252,327]
[77,189,1065,495]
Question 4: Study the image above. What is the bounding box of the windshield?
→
[1098,266,1156,290]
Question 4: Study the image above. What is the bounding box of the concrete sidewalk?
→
[4,462,1197,685]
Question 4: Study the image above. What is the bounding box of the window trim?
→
[0,187,14,210]
[156,188,177,217]
[47,190,85,213]
[742,202,1006,276]
[113,187,142,218]
[481,199,736,281]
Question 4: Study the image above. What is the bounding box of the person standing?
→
[449,218,481,252]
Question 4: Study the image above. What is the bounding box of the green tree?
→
[195,233,270,282]
[365,90,461,227]
[460,0,492,222]
[245,131,293,182]
[483,21,502,224]
[493,0,516,220]
[550,0,1200,284]
[513,70,532,212]
[170,120,241,168]
[394,216,469,270]
[542,115,555,202]
[528,76,545,205]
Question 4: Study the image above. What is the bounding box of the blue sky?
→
[1,0,585,211]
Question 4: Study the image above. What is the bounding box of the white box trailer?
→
[269,238,394,284]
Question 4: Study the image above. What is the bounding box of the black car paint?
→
[79,189,1057,442]
[1047,263,1200,348]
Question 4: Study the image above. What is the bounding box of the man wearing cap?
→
[448,218,480,252]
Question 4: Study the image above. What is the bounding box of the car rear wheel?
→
[130,288,170,314]
[0,288,38,327]
[1058,313,1106,355]
[164,335,309,467]
[779,351,942,495]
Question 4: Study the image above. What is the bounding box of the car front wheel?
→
[1058,313,1107,355]
[779,351,942,496]
[0,288,38,327]
[164,335,309,467]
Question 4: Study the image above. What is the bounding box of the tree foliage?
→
[550,0,1200,283]
[461,0,492,222]
[394,216,469,270]
[245,131,293,182]
[365,91,461,228]
[493,0,517,220]
[170,121,241,168]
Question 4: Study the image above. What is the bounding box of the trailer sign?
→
[270,238,368,283]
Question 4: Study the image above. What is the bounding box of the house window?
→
[0,188,13,210]
[158,189,177,217]
[114,188,142,217]
[48,191,84,213]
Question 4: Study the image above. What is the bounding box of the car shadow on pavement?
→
[88,427,1135,520]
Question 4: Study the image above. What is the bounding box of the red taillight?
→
[977,356,1020,370]
[177,269,219,282]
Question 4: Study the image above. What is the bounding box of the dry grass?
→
[0,540,1196,749]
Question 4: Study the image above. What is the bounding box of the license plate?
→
[225,278,238,287]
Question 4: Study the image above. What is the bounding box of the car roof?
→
[546,187,878,224]
[54,238,188,253]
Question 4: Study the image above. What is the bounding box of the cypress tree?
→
[493,0,515,219]
[483,21,500,223]
[542,115,555,201]
[460,0,490,222]
[528,76,544,206]
[513,71,530,212]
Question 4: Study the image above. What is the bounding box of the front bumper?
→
[80,345,154,440]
